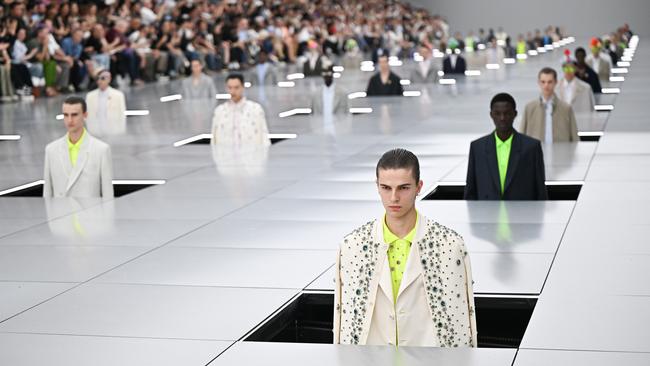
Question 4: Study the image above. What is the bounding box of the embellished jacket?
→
[333,215,477,347]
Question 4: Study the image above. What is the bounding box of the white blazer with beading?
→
[43,132,114,198]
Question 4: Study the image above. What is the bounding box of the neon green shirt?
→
[67,129,86,167]
[495,132,513,195]
[383,212,418,302]
[516,41,527,55]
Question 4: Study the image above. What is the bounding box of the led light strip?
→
[595,105,614,111]
[577,131,604,137]
[503,58,516,64]
[278,108,312,118]
[601,88,620,94]
[399,79,411,86]
[173,133,212,147]
[439,78,456,85]
[216,93,231,100]
[347,92,367,100]
[349,107,373,114]
[486,64,500,70]
[465,70,481,76]
[0,135,21,141]
[160,94,182,102]
[124,110,149,116]
[286,73,305,81]
[277,81,296,88]
[112,179,166,185]
[268,133,298,139]
[402,91,421,97]
[545,180,584,186]
[0,180,44,196]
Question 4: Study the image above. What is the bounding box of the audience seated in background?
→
[465,93,547,200]
[520,67,579,143]
[43,96,114,198]
[85,70,126,136]
[182,59,217,100]
[310,66,348,115]
[366,55,403,96]
[211,74,270,146]
[574,47,602,94]
[556,61,595,115]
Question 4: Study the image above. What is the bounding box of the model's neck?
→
[496,129,514,141]
[542,92,554,101]
[386,208,417,238]
[68,128,84,144]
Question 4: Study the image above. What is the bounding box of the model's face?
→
[575,51,586,63]
[563,65,576,81]
[377,168,422,220]
[226,78,244,101]
[490,101,517,134]
[62,103,86,134]
[538,73,557,97]
[191,60,202,75]
[97,72,111,90]
[378,57,389,73]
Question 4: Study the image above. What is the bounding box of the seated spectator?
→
[61,28,86,91]
[442,47,467,75]
[107,20,143,86]
[182,59,217,100]
[84,24,112,80]
[310,66,348,114]
[366,54,403,96]
[409,45,438,84]
[556,61,595,115]
[520,67,579,143]
[586,38,612,83]
[29,26,71,96]
[575,47,602,94]
[211,74,270,146]
[0,37,15,102]
[464,93,547,200]
[10,27,37,98]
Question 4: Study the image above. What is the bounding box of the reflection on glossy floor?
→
[1,37,648,365]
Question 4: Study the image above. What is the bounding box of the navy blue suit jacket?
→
[464,131,548,200]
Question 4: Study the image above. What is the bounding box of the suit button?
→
[389,315,394,320]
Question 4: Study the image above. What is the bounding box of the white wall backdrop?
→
[408,0,649,37]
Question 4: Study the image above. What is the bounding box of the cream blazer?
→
[334,215,477,347]
[519,94,579,142]
[556,78,596,115]
[586,53,612,82]
[85,87,127,136]
[43,133,114,198]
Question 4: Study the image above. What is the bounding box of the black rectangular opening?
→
[423,184,582,200]
[245,293,536,348]
[184,137,288,145]
[0,182,157,197]
[579,135,601,142]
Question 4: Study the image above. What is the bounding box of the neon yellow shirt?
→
[67,129,86,167]
[383,212,418,302]
[495,132,513,195]
[517,41,527,55]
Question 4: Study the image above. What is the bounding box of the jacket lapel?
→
[57,136,73,179]
[503,132,521,194]
[484,135,501,195]
[65,135,92,193]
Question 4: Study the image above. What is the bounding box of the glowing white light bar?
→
[361,61,374,67]
[503,58,516,64]
[477,44,486,50]
[333,72,341,78]
[437,70,445,77]
[414,54,424,62]
[216,93,232,100]
[244,82,252,88]
[552,42,560,47]
[277,81,296,88]
[112,179,166,185]
[349,107,373,114]
[388,56,399,62]
[464,46,474,53]
[0,135,21,141]
[517,54,528,60]
[388,59,403,67]
[173,133,212,147]
[620,56,633,62]
[286,73,304,80]
[528,50,538,56]
[278,108,312,118]
[497,40,506,46]
[160,94,182,102]
[403,91,422,97]
[437,181,465,186]
[595,105,614,111]
[0,180,44,196]
[486,63,500,70]
[578,131,604,137]
[610,76,625,82]
[601,88,620,94]
[347,92,367,100]
[268,133,298,139]
[439,78,456,85]
[536,47,546,53]
[567,37,576,43]
[360,65,375,72]
[333,66,344,72]
[617,61,630,67]
[611,68,628,74]
[545,44,554,50]
[432,50,445,58]
[465,70,481,76]
[400,79,411,86]
[56,114,64,120]
[125,110,149,116]
[545,180,584,186]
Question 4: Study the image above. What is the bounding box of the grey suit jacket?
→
[43,132,114,198]
[248,63,280,86]
[556,78,595,115]
[310,85,349,114]
[519,94,579,142]
[408,62,439,84]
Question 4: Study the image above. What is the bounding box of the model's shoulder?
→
[524,99,538,110]
[471,133,492,146]
[424,219,464,242]
[343,219,376,241]
[45,138,63,152]
[516,132,541,146]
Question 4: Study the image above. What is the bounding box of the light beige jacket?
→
[85,87,127,136]
[43,133,114,198]
[334,215,477,347]
[556,78,595,115]
[520,94,579,142]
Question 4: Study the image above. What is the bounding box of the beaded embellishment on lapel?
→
[339,220,380,344]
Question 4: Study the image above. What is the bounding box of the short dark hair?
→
[376,148,420,182]
[490,93,516,110]
[226,73,244,85]
[574,47,586,57]
[539,67,557,81]
[63,96,87,113]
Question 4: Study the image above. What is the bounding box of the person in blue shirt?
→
[61,29,87,91]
